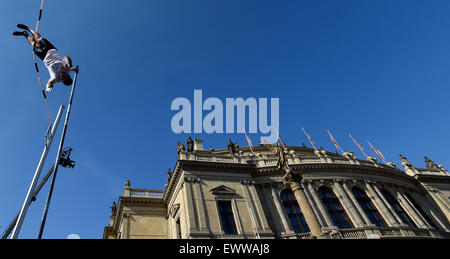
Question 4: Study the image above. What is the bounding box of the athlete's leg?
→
[27,28,42,41]
[25,33,37,47]
[17,24,42,41]
[13,30,36,46]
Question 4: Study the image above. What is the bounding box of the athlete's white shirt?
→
[43,49,70,82]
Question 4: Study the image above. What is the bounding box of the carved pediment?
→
[210,185,236,195]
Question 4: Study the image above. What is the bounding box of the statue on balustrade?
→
[176,141,185,156]
[110,202,117,216]
[424,156,437,170]
[400,154,413,167]
[227,139,236,155]
[167,168,172,183]
[276,142,290,172]
[186,136,194,153]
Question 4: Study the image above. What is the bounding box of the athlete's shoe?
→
[16,24,30,31]
[12,31,29,37]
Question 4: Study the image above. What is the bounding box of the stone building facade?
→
[103,138,450,239]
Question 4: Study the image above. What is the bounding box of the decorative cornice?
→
[415,174,450,184]
[162,152,439,206]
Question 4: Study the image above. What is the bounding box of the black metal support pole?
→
[37,72,78,239]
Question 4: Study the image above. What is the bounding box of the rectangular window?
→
[218,200,237,235]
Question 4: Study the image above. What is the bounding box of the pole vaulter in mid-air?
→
[13,24,79,93]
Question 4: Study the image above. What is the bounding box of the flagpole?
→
[273,127,288,150]
[301,127,317,150]
[274,127,281,144]
[367,140,387,164]
[349,134,368,158]
[243,129,254,154]
[327,129,344,154]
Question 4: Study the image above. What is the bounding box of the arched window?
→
[352,187,387,227]
[404,192,437,229]
[280,189,310,233]
[318,186,354,229]
[380,189,417,228]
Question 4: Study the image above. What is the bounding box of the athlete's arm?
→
[65,56,79,73]
[46,78,56,90]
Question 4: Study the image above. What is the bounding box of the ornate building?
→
[103,138,450,239]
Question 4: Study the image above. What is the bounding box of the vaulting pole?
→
[10,105,65,239]
[1,165,55,239]
[38,72,79,239]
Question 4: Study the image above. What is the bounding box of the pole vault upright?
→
[10,105,65,239]
[38,72,79,239]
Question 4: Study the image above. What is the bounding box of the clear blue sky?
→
[1,0,449,239]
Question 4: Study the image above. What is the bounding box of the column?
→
[365,182,398,226]
[249,183,271,231]
[428,188,450,212]
[193,178,209,232]
[231,198,245,236]
[241,180,262,236]
[302,181,326,228]
[394,187,427,228]
[307,182,335,228]
[333,180,365,227]
[183,177,198,233]
[289,180,322,238]
[270,184,294,234]
[410,191,449,231]
[342,182,372,226]
[120,213,129,239]
[371,184,404,225]
[261,184,284,234]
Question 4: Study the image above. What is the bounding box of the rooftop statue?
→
[400,154,413,167]
[176,141,185,156]
[424,156,438,170]
[275,142,290,172]
[167,168,172,183]
[186,136,194,153]
[227,139,236,155]
[110,202,117,215]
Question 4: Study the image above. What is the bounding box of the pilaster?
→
[342,181,373,226]
[364,181,398,227]
[333,179,364,227]
[270,184,295,235]
[183,177,198,233]
[307,181,336,229]
[394,187,427,228]
[192,177,210,234]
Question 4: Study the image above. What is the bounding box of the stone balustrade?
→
[280,226,436,239]
[336,226,434,239]
[125,188,164,198]
[178,151,399,172]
